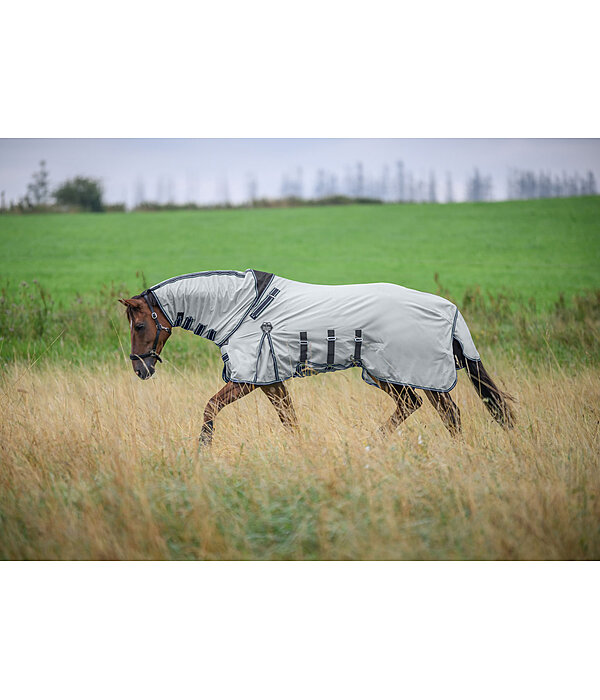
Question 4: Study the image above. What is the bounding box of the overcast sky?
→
[1,138,599,207]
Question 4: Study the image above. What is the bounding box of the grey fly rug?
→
[149,269,480,392]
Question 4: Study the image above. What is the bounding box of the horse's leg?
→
[260,382,298,431]
[372,378,423,436]
[423,390,461,436]
[200,381,257,446]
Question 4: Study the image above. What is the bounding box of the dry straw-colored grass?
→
[1,358,599,560]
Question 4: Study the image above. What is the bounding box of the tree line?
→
[0,161,111,214]
[1,160,597,214]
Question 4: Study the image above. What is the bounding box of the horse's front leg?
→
[200,382,257,447]
[260,382,298,432]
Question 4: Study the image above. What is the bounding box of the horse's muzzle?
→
[132,358,156,379]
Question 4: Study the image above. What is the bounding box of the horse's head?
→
[119,293,172,379]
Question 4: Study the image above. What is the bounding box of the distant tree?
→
[26,160,50,205]
[53,176,104,212]
[584,170,597,195]
[166,178,175,204]
[406,172,414,202]
[355,162,364,197]
[466,168,493,202]
[134,178,145,206]
[0,190,5,212]
[313,169,325,199]
[428,171,437,203]
[379,166,388,201]
[155,176,165,204]
[445,172,454,203]
[246,173,258,204]
[221,178,230,205]
[295,168,303,199]
[329,173,339,196]
[396,161,405,201]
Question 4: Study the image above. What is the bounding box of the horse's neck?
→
[171,276,230,320]
[154,271,250,337]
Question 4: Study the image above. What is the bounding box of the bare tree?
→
[295,167,303,199]
[428,171,437,203]
[381,165,390,201]
[166,178,175,204]
[445,172,454,203]
[246,173,258,204]
[313,169,325,199]
[406,172,414,202]
[155,176,165,203]
[396,161,405,202]
[134,177,145,206]
[584,170,597,195]
[26,160,50,205]
[355,162,364,197]
[466,168,493,202]
[221,178,230,205]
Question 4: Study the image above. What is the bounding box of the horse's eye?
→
[135,323,145,331]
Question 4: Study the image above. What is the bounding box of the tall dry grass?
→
[0,358,599,560]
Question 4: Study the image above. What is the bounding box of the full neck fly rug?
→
[149,269,480,392]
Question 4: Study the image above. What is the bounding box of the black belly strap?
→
[353,329,363,364]
[299,331,308,362]
[327,330,336,366]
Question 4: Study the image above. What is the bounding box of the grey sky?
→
[1,138,599,207]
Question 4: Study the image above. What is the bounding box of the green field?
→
[1,197,599,305]
[1,197,599,560]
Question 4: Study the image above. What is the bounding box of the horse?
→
[120,269,514,446]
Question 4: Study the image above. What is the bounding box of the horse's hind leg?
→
[423,390,461,436]
[200,381,257,447]
[260,382,298,431]
[373,379,423,436]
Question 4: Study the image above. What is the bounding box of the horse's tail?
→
[452,310,515,428]
[464,356,515,428]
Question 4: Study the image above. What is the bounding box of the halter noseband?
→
[129,291,171,363]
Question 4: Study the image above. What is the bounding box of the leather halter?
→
[129,291,171,363]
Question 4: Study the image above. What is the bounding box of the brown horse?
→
[120,283,514,447]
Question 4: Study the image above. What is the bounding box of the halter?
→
[129,291,171,363]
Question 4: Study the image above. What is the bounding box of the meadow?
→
[0,197,599,559]
[2,197,599,304]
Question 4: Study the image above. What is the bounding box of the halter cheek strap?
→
[129,291,172,363]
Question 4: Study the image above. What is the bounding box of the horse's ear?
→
[118,298,130,306]
[119,298,142,307]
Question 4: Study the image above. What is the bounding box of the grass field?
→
[2,197,599,305]
[1,198,599,560]
[1,361,598,559]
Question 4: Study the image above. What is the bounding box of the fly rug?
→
[120,269,514,446]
